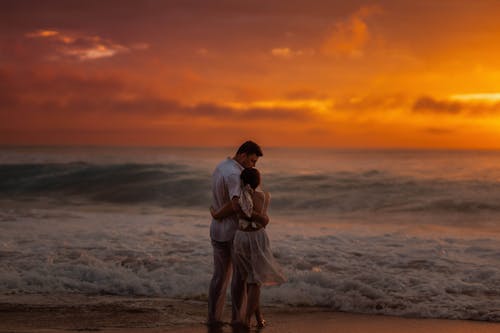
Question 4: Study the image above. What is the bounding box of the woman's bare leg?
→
[255,305,266,327]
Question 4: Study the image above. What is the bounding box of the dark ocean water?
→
[2,147,500,217]
[1,147,500,321]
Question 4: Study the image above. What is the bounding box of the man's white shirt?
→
[210,157,243,242]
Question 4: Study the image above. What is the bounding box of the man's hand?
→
[250,210,269,228]
[210,197,241,221]
[210,206,217,219]
[231,196,243,215]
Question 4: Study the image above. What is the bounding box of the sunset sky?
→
[1,0,500,148]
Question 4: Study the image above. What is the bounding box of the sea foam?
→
[1,206,499,321]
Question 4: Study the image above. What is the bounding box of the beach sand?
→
[1,294,498,333]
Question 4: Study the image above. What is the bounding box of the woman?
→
[211,168,286,328]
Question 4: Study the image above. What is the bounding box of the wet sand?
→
[0,294,498,333]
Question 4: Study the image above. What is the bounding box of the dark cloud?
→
[412,96,500,116]
[0,69,314,131]
[422,127,455,135]
[0,1,367,22]
[0,68,128,108]
[3,0,500,62]
[0,0,369,60]
[412,96,462,114]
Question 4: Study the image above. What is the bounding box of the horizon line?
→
[1,144,500,152]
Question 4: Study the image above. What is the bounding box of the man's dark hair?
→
[236,140,263,157]
[241,168,261,190]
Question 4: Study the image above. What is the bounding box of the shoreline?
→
[1,294,499,333]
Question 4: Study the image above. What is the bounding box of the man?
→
[208,140,267,326]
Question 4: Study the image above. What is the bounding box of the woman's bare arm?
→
[249,191,270,228]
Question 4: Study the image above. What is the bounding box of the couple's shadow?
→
[207,323,264,333]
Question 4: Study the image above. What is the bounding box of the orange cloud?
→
[271,47,293,57]
[322,5,382,57]
[271,47,315,58]
[23,29,146,61]
[62,43,127,61]
[196,48,209,56]
[25,29,59,38]
[333,94,409,112]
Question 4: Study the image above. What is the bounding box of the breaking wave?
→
[2,163,500,215]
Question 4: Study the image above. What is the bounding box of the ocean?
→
[1,146,500,321]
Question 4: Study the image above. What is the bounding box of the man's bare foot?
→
[231,320,250,332]
[207,320,224,327]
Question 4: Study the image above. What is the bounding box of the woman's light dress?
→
[233,185,286,286]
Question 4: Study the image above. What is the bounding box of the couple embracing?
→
[208,141,286,328]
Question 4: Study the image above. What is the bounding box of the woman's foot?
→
[255,307,266,328]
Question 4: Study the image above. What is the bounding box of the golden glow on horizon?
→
[450,93,500,103]
[224,99,335,115]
